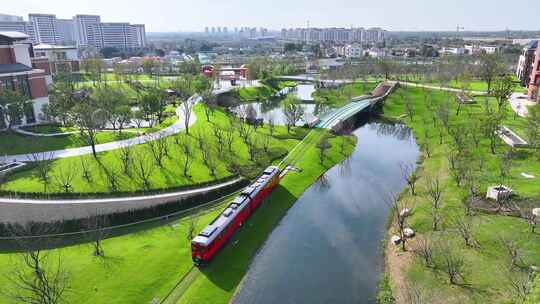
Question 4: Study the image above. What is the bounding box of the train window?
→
[230,203,239,210]
[264,167,275,174]
[200,226,218,237]
[223,208,234,217]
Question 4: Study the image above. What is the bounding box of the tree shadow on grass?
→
[198,185,297,292]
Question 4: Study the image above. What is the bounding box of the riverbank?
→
[381,86,540,303]
[175,130,357,304]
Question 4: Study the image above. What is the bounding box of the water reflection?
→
[233,121,420,304]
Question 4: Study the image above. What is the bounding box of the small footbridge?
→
[313,82,398,131]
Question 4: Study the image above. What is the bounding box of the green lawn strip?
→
[313,82,378,107]
[0,198,234,304]
[3,105,299,195]
[0,131,137,156]
[176,131,356,304]
[382,86,540,303]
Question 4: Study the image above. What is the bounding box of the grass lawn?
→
[0,108,177,156]
[0,129,355,304]
[313,81,378,107]
[0,131,137,156]
[2,104,303,195]
[400,76,525,93]
[382,86,540,303]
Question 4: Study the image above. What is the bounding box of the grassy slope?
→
[383,87,540,303]
[0,200,231,304]
[176,131,356,304]
[0,131,354,304]
[313,82,377,107]
[0,105,177,156]
[0,131,137,156]
[3,105,300,194]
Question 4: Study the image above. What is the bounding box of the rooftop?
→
[34,44,77,50]
[0,63,32,74]
[0,31,29,41]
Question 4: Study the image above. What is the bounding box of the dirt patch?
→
[384,234,417,304]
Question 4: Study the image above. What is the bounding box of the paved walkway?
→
[3,81,263,162]
[509,92,536,118]
[3,96,198,163]
[394,81,488,95]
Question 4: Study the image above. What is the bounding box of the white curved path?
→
[3,99,197,163]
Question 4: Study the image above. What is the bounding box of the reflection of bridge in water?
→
[313,82,398,130]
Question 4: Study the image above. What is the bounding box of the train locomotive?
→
[191,166,281,265]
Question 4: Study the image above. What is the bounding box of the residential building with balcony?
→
[32,44,79,81]
[516,40,538,87]
[0,32,50,129]
[29,14,61,45]
[528,47,540,102]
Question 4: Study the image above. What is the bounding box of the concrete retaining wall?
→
[0,178,244,224]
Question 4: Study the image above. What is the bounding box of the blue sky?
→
[5,0,540,32]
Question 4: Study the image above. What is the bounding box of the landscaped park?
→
[0,53,540,304]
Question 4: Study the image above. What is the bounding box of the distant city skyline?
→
[3,0,540,32]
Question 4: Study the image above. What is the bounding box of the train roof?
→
[192,166,280,247]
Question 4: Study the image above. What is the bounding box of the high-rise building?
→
[0,14,23,22]
[56,19,76,45]
[29,14,61,44]
[132,24,147,48]
[101,23,137,49]
[73,14,101,46]
[0,20,36,43]
[280,26,385,44]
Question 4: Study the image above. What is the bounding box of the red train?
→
[191,166,281,265]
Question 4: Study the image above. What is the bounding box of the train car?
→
[191,166,281,265]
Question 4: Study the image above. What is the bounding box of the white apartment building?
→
[0,20,36,43]
[0,14,23,22]
[56,19,76,45]
[29,14,61,45]
[133,24,147,48]
[73,14,101,46]
[0,14,146,49]
[101,23,139,49]
[281,27,385,44]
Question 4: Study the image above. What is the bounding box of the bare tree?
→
[225,127,235,153]
[400,162,419,196]
[54,163,76,193]
[453,216,477,248]
[413,236,435,267]
[387,192,409,251]
[180,97,195,135]
[133,153,154,190]
[147,135,167,167]
[178,136,193,177]
[520,207,537,233]
[499,235,524,269]
[506,269,534,303]
[317,136,332,165]
[79,156,92,183]
[118,145,133,175]
[186,217,198,242]
[261,134,271,153]
[426,174,443,231]
[282,95,304,133]
[438,242,465,285]
[84,212,110,257]
[27,152,55,192]
[3,224,70,304]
